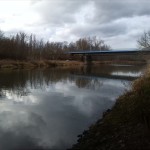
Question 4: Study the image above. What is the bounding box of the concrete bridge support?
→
[84,55,92,65]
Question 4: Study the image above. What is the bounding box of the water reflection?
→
[111,71,142,77]
[0,65,146,150]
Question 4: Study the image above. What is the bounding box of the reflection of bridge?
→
[70,73,138,81]
[67,50,150,64]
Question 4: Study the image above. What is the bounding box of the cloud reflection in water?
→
[0,66,144,150]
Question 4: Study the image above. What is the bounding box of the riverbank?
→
[0,60,84,69]
[0,60,146,69]
[69,67,150,150]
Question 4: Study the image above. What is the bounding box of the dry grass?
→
[0,60,85,69]
[0,59,146,70]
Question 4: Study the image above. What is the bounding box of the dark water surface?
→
[0,65,146,150]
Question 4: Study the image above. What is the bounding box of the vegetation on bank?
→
[0,60,85,69]
[70,67,150,150]
[0,30,149,66]
[0,30,110,61]
[0,60,146,69]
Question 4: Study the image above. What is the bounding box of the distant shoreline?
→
[0,60,146,69]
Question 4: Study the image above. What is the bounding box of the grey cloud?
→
[2,0,150,48]
[33,0,150,26]
[33,0,89,26]
[29,0,150,48]
[69,20,127,38]
[99,22,127,37]
[93,0,150,23]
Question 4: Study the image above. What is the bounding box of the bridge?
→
[67,50,150,64]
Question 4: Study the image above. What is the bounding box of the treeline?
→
[0,31,110,60]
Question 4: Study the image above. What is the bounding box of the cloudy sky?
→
[0,0,150,49]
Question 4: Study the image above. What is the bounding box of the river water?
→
[0,64,146,150]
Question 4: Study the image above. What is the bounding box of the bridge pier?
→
[84,55,92,65]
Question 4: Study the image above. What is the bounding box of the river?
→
[0,64,146,150]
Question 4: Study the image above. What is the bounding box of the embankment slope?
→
[70,68,150,150]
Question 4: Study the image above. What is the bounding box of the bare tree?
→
[75,36,110,51]
[0,30,111,60]
[0,30,4,39]
[137,31,150,50]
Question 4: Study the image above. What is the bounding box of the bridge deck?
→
[67,50,148,55]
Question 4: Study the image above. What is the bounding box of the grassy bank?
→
[0,60,146,69]
[70,67,150,150]
[0,60,84,69]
